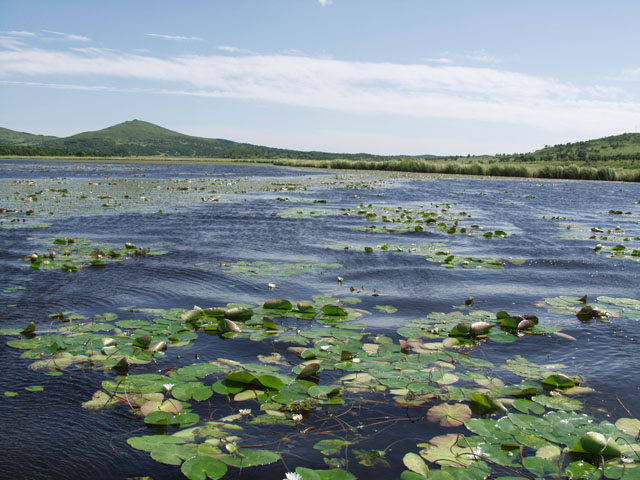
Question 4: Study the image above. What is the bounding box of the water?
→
[0,160,638,479]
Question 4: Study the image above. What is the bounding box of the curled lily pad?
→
[21,322,36,335]
[542,373,576,389]
[322,304,347,316]
[296,362,321,379]
[470,321,491,336]
[571,432,621,458]
[469,393,507,415]
[448,322,471,338]
[263,299,293,310]
[296,301,316,313]
[224,307,252,320]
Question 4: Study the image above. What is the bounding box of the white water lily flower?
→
[162,383,174,392]
[268,283,276,290]
[239,408,252,416]
[292,414,303,424]
[284,473,302,480]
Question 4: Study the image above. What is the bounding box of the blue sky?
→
[1,0,639,155]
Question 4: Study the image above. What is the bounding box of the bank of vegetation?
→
[2,120,639,182]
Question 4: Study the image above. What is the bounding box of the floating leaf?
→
[532,394,582,410]
[615,417,640,437]
[403,452,429,476]
[181,456,227,480]
[263,299,293,310]
[469,393,507,414]
[427,403,472,427]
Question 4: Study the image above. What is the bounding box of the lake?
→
[1,160,638,480]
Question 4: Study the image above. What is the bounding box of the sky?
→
[0,1,639,156]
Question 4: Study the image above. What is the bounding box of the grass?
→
[2,154,640,182]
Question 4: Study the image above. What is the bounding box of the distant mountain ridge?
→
[0,120,437,160]
[0,119,639,161]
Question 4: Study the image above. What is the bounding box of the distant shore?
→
[1,155,639,182]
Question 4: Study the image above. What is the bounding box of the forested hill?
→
[0,120,437,160]
[1,120,638,161]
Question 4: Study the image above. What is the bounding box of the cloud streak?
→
[146,33,203,41]
[42,30,91,41]
[0,46,636,134]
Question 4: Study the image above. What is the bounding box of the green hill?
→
[514,133,640,162]
[0,127,58,145]
[43,120,242,157]
[0,120,428,160]
[1,120,638,163]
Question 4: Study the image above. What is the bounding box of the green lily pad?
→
[532,394,582,411]
[403,452,429,476]
[181,456,227,480]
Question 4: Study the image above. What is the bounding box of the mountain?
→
[0,120,434,160]
[1,120,638,161]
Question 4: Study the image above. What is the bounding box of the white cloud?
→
[42,30,91,41]
[0,30,36,37]
[319,0,333,6]
[0,47,637,136]
[216,45,255,55]
[145,33,203,41]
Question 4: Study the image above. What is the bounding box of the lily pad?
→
[427,403,472,427]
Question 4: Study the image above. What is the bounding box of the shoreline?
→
[1,155,638,182]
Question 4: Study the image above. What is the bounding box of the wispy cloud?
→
[424,57,454,65]
[463,51,502,64]
[216,45,254,55]
[319,0,333,6]
[0,30,37,37]
[0,47,636,135]
[42,30,91,42]
[145,33,203,41]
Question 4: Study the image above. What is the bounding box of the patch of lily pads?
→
[2,295,639,479]
[326,241,523,270]
[541,295,640,322]
[24,236,167,272]
[218,260,342,278]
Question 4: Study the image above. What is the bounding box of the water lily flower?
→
[162,383,174,392]
[268,283,276,290]
[239,408,252,416]
[292,414,303,424]
[284,473,302,480]
[337,276,343,285]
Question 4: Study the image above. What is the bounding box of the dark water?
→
[0,160,638,479]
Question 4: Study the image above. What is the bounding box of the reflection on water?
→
[0,160,638,479]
